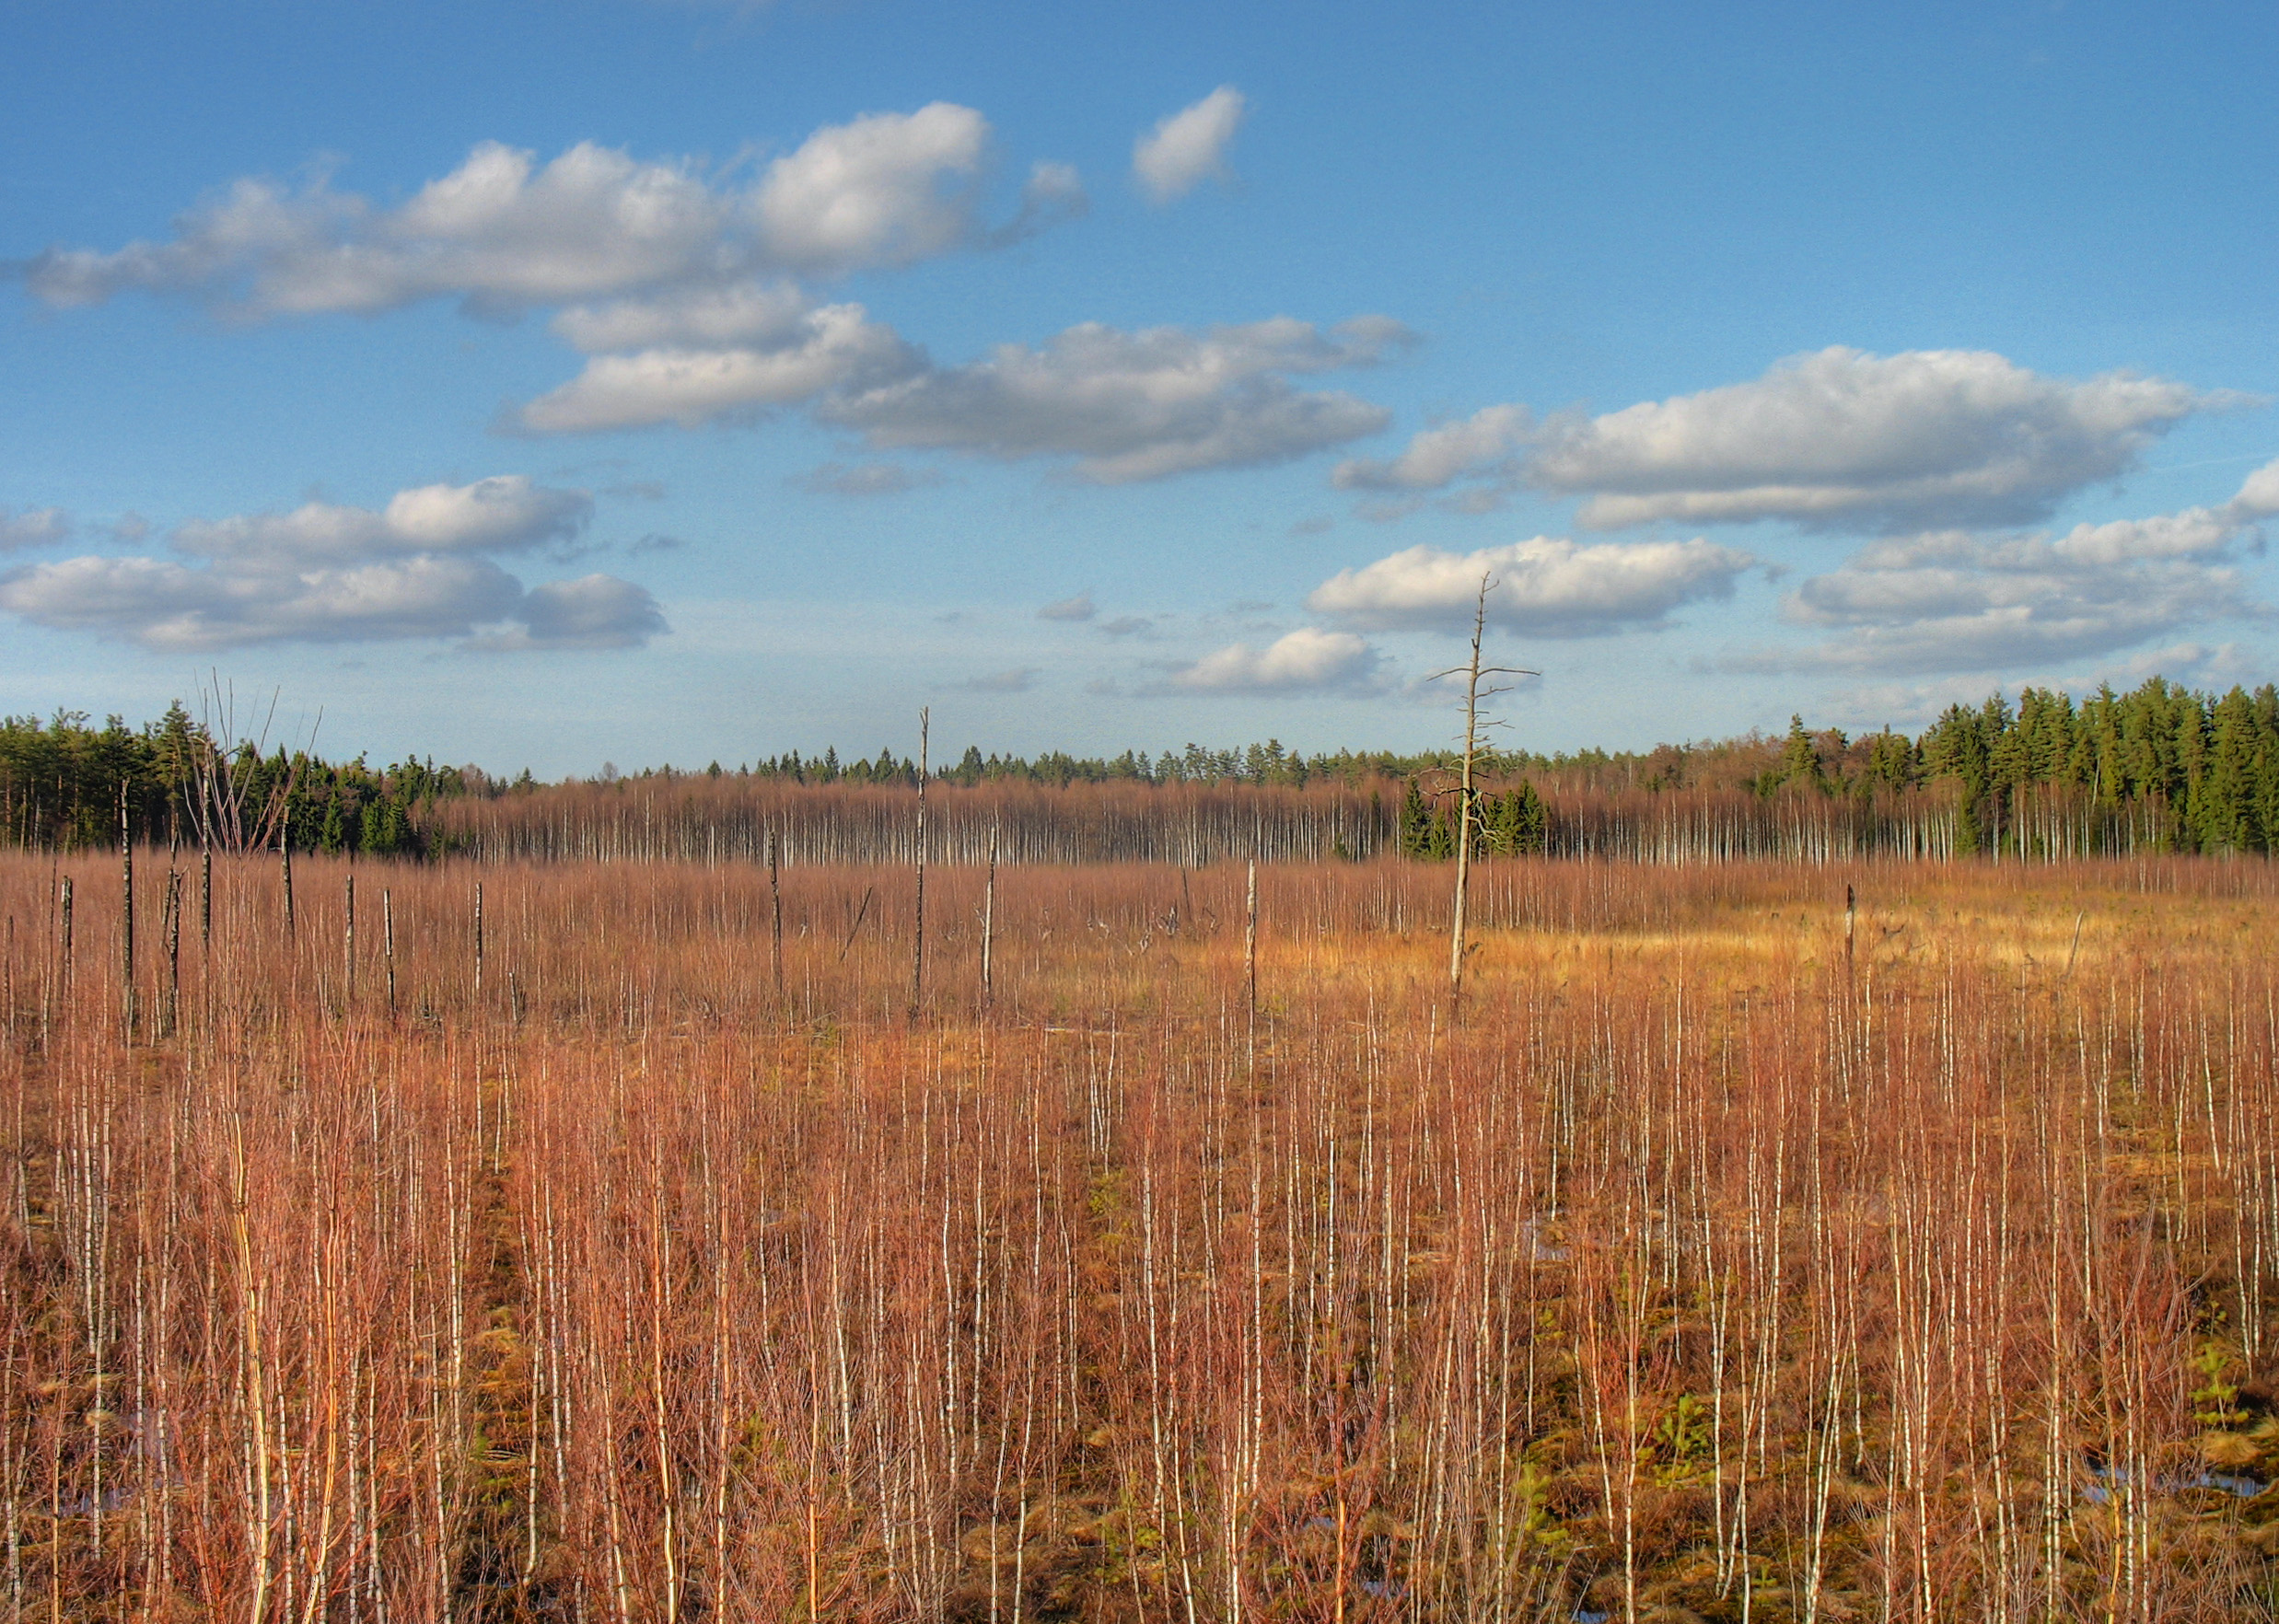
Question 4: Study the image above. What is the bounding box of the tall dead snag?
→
[1434,574,1534,1008]
[766,825,784,1002]
[344,872,356,1007]
[1244,857,1259,1038]
[162,869,181,1037]
[120,779,135,1040]
[981,820,999,1011]
[1844,884,1855,983]
[183,679,317,939]
[279,818,294,941]
[909,707,928,1021]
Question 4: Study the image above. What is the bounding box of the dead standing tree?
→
[766,824,785,1003]
[119,779,135,1040]
[981,819,999,1012]
[909,707,928,1021]
[1431,574,1534,1008]
[185,676,318,936]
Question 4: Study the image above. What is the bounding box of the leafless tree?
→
[910,707,929,1020]
[1430,574,1533,1003]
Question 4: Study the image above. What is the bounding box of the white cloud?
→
[1527,347,2217,531]
[2230,457,2279,519]
[752,103,991,274]
[1332,404,1531,492]
[512,301,918,433]
[0,476,659,651]
[173,476,590,562]
[0,552,530,649]
[1038,592,1096,621]
[1169,626,1379,692]
[1308,535,1757,634]
[0,507,71,551]
[23,110,1074,319]
[550,279,815,354]
[1750,459,2279,675]
[497,574,667,649]
[824,315,1408,482]
[517,295,1408,473]
[29,144,730,317]
[1134,87,1247,203]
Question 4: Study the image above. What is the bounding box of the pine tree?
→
[1924,702,1992,854]
[1777,715,1825,793]
[1400,778,1432,859]
[2195,688,2263,853]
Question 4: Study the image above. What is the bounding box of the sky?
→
[5,0,2278,777]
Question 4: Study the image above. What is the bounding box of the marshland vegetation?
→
[5,843,2279,1619]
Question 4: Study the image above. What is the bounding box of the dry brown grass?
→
[4,851,2279,1621]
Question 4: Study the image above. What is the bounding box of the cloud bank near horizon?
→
[0,477,663,652]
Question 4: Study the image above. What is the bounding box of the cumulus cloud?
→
[549,279,816,354]
[0,507,71,551]
[2229,458,2279,520]
[1746,458,2279,675]
[1332,404,1531,493]
[483,574,667,650]
[174,475,590,563]
[28,119,1399,488]
[1037,592,1096,621]
[1529,347,2216,532]
[1169,626,1379,693]
[512,299,918,433]
[1308,535,1757,634]
[752,103,992,274]
[27,144,731,318]
[22,109,1074,319]
[515,296,1406,475]
[0,476,661,651]
[0,552,533,649]
[823,315,1409,482]
[1134,87,1247,203]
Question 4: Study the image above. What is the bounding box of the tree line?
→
[0,702,481,857]
[5,674,2277,858]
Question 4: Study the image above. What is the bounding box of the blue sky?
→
[5,0,2277,775]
